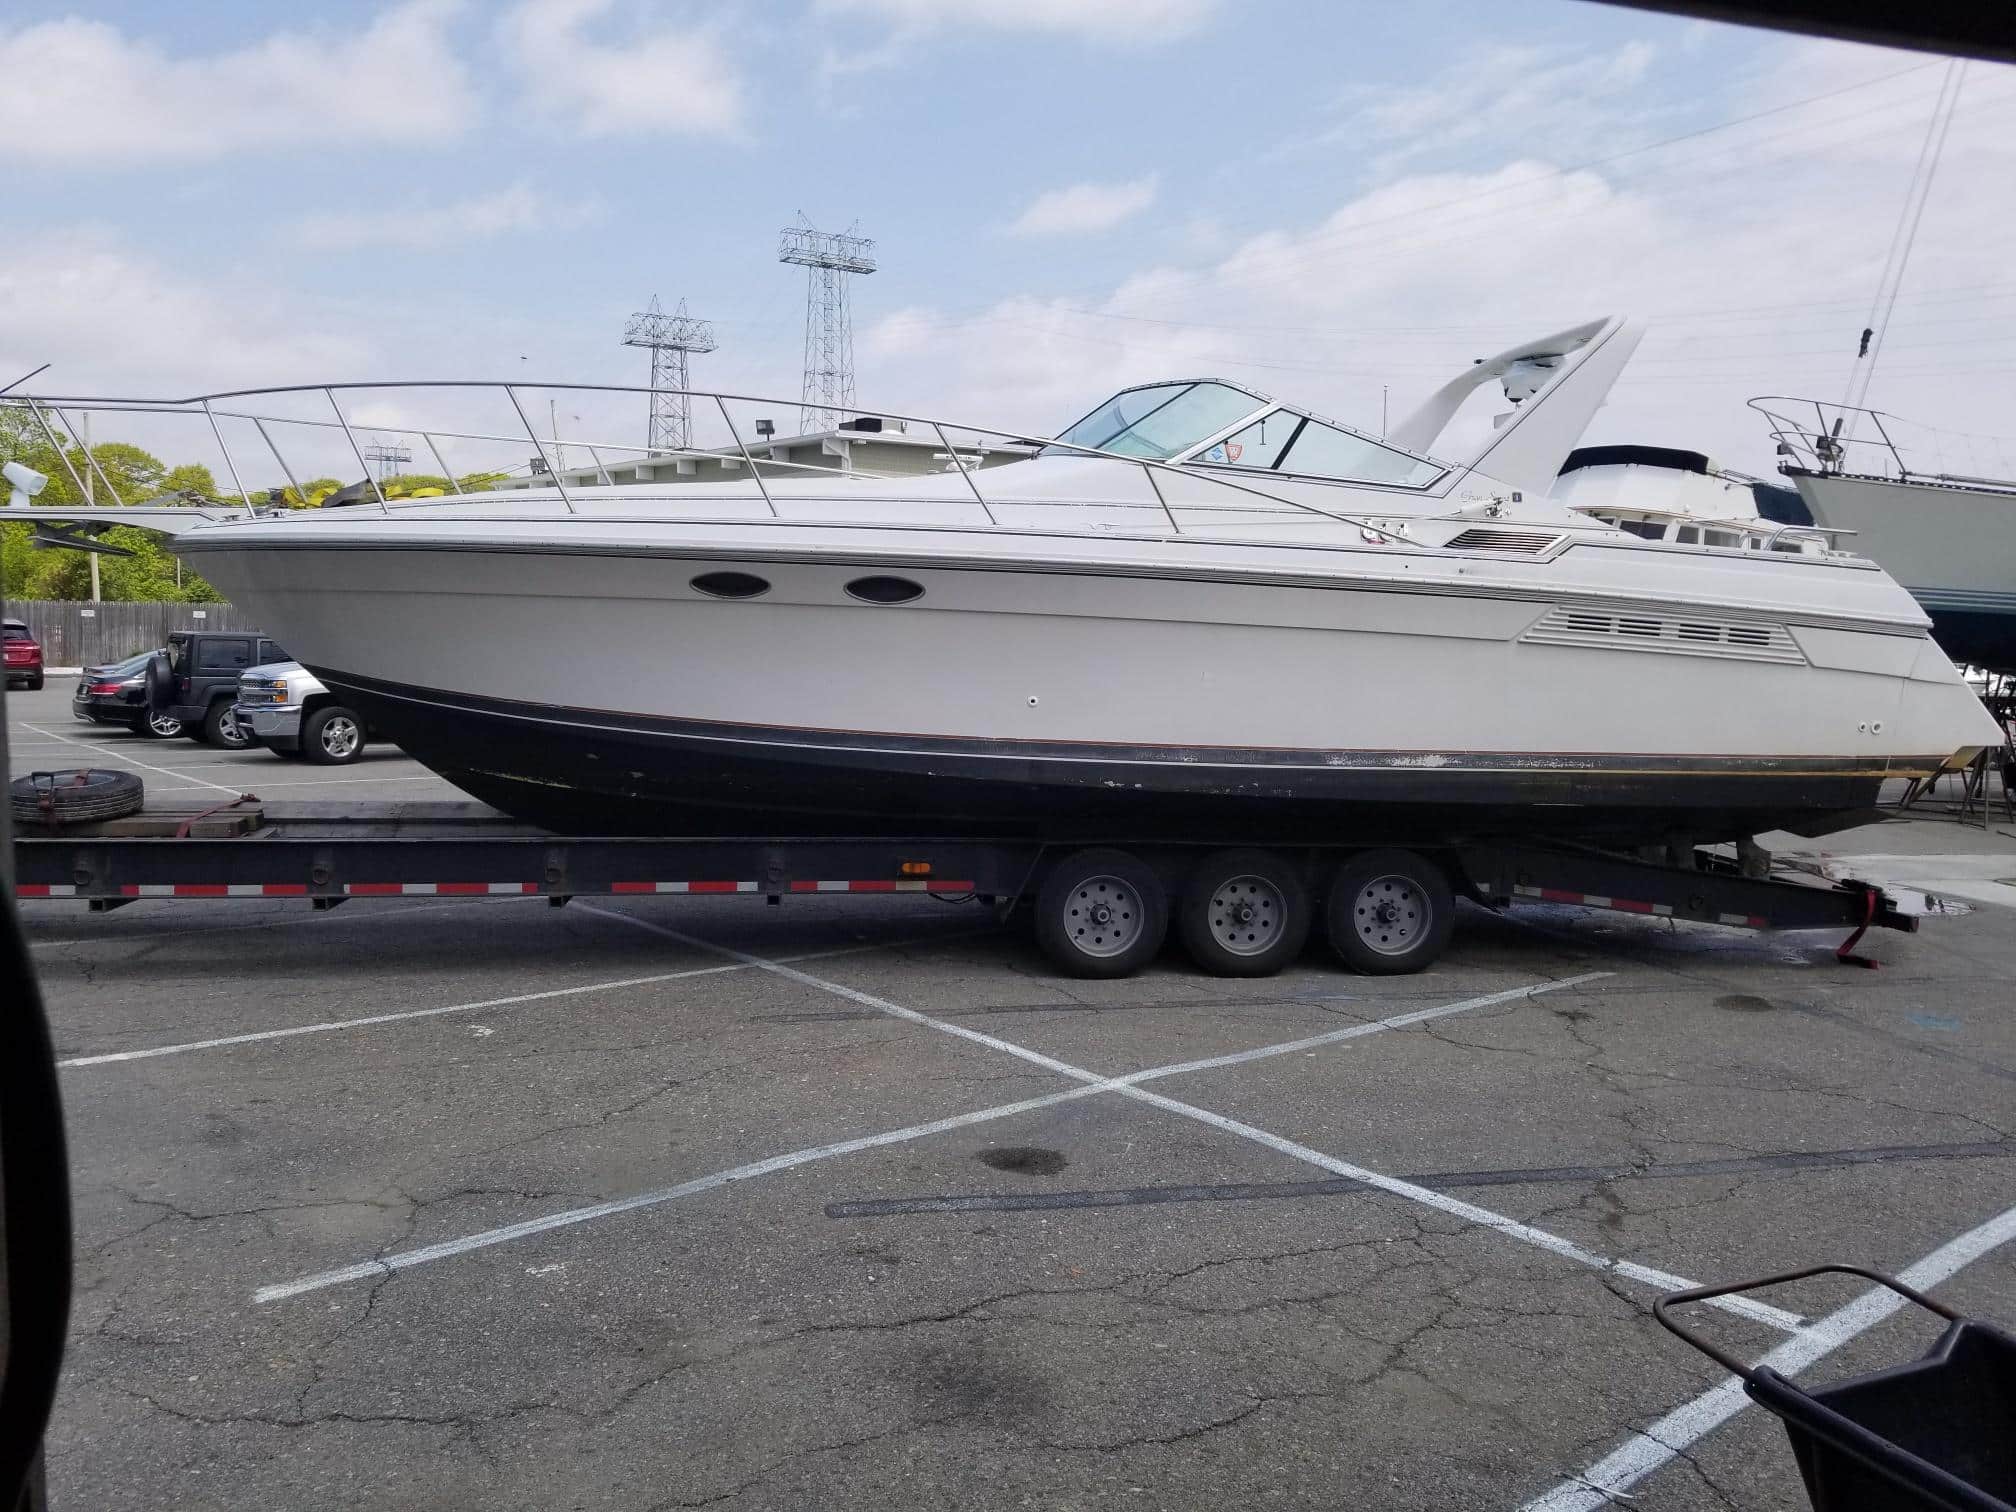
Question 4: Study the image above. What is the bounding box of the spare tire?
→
[144,650,175,713]
[11,769,145,827]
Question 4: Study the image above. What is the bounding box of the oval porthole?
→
[691,571,770,599]
[845,575,924,605]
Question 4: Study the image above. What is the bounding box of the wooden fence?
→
[2,600,257,668]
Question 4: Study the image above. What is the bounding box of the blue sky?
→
[4,0,2014,481]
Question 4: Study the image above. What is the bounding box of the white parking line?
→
[27,892,538,948]
[1521,1202,2016,1511]
[253,975,1570,1304]
[254,1083,1113,1302]
[59,931,973,1069]
[259,918,1783,1335]
[21,722,240,795]
[596,913,1798,1333]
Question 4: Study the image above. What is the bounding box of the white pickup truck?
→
[234,662,375,765]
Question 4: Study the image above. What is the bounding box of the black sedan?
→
[71,651,186,739]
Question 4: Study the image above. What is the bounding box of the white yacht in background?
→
[1549,443,1821,552]
[3,318,1998,840]
[1752,398,2016,675]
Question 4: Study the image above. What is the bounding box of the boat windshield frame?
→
[1044,378,1448,491]
[1039,380,1272,462]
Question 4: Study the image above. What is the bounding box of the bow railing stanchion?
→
[47,403,128,505]
[421,433,464,494]
[21,399,92,501]
[1868,409,1911,479]
[584,444,614,487]
[1138,461,1182,536]
[713,395,777,517]
[931,422,998,525]
[504,385,573,514]
[200,400,256,508]
[252,418,310,507]
[327,388,390,513]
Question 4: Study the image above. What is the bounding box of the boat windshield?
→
[1043,381,1263,461]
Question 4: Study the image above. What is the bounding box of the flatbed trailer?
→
[11,796,1925,977]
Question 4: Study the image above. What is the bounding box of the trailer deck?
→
[14,797,1924,972]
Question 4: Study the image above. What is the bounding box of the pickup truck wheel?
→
[301,706,366,765]
[202,700,253,750]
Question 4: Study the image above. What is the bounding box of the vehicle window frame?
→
[196,637,255,673]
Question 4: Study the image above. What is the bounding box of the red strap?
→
[1835,886,1881,969]
[175,794,261,840]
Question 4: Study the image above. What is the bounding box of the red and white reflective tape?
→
[611,880,760,895]
[345,882,541,896]
[788,879,974,893]
[1514,883,1673,916]
[19,877,975,899]
[1513,883,1767,929]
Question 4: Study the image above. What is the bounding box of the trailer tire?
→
[1324,849,1454,974]
[1178,849,1310,977]
[12,769,145,827]
[1034,848,1167,979]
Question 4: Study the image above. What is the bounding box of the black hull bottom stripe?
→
[312,667,1930,779]
[311,668,1890,843]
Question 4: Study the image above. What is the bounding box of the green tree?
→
[2,413,226,600]
[160,463,219,501]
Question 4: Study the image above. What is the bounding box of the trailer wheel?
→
[1034,848,1167,979]
[1178,849,1310,977]
[1325,849,1454,974]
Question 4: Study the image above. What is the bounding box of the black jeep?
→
[158,630,289,748]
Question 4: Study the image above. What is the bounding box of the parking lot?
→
[12,677,2016,1510]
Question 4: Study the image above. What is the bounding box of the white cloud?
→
[499,0,746,137]
[0,2,474,166]
[814,0,1216,44]
[1276,40,1668,173]
[1008,176,1159,237]
[855,39,2016,477]
[284,183,597,251]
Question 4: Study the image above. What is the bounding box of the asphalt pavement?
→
[11,675,2015,1510]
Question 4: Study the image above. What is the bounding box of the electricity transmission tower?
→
[623,296,718,454]
[779,217,876,433]
[363,438,412,484]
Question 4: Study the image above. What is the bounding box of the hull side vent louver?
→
[1445,528,1561,553]
[1524,605,1806,664]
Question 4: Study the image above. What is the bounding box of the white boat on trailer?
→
[2,317,1999,855]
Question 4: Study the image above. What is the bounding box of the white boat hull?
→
[178,512,1995,840]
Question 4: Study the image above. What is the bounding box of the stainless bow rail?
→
[1,380,1460,545]
[1751,395,2016,492]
